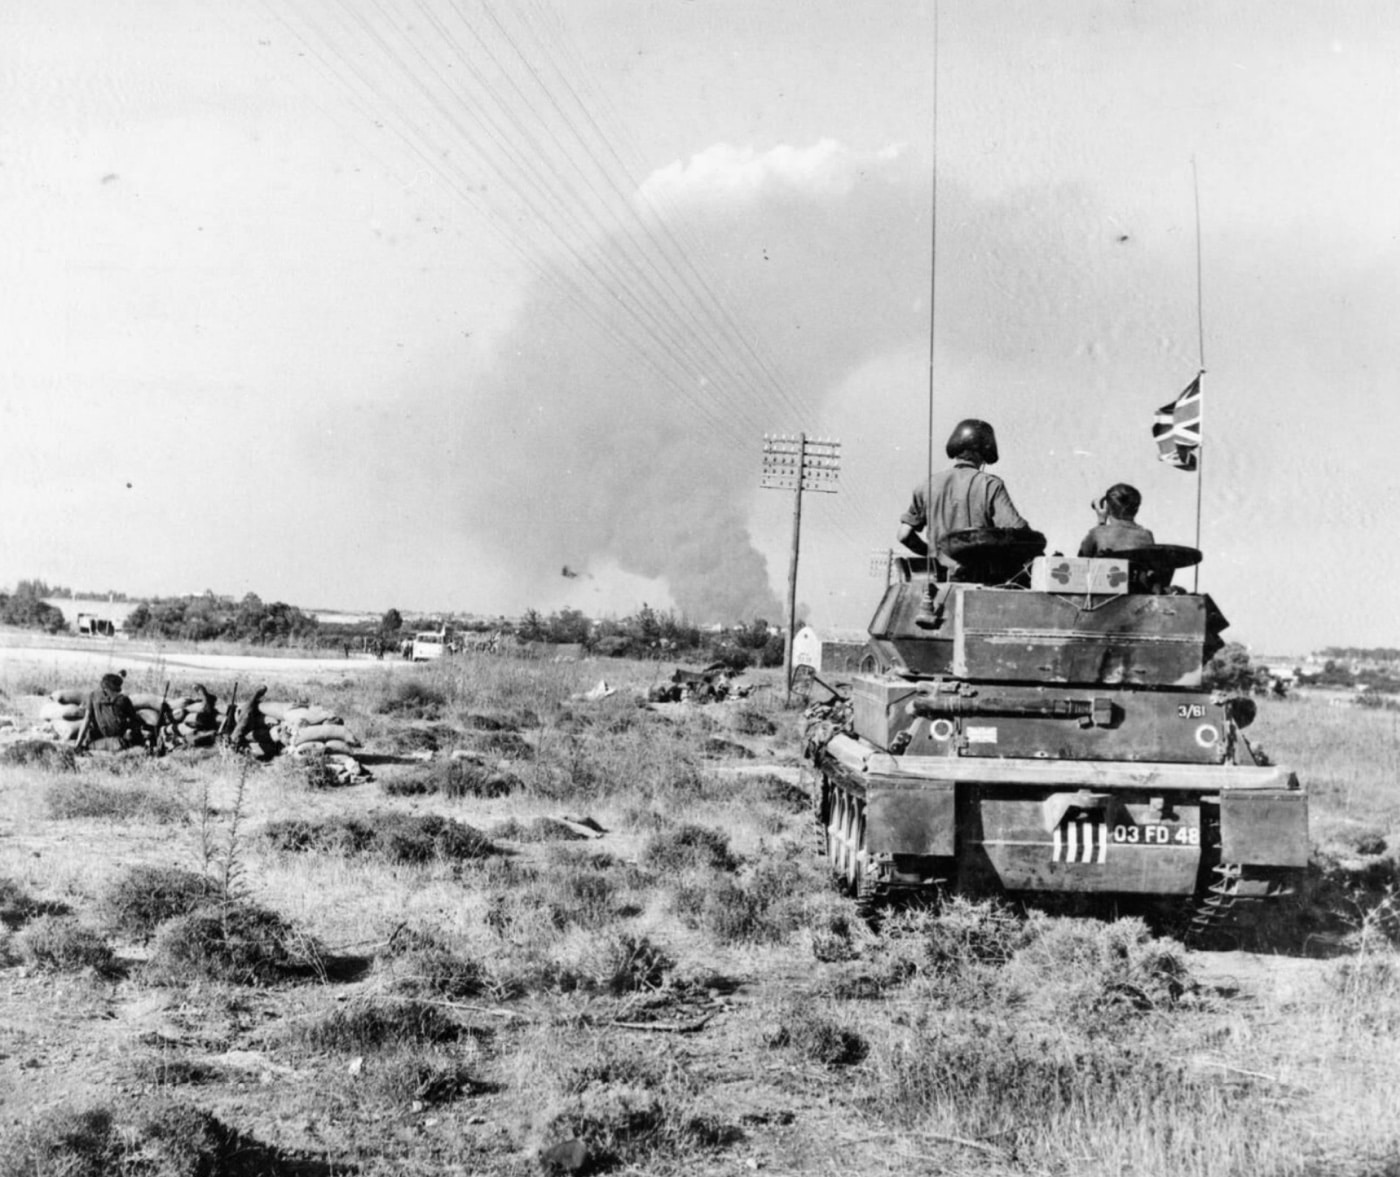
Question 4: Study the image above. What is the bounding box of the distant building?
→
[791,625,875,676]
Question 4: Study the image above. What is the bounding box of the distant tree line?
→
[0,581,68,633]
[123,592,319,646]
[3,578,131,602]
[1319,646,1400,663]
[514,603,785,668]
[1307,660,1400,694]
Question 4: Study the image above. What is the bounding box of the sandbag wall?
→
[39,688,366,780]
[42,689,198,743]
[261,702,367,782]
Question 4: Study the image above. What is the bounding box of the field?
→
[1,646,1398,1177]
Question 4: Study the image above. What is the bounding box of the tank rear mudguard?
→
[815,733,1308,895]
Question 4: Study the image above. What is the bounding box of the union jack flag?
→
[1152,376,1202,470]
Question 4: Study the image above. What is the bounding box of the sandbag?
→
[40,701,84,721]
[257,701,299,721]
[295,738,357,755]
[47,717,82,741]
[50,689,86,706]
[292,724,359,747]
[136,708,162,727]
[284,707,341,727]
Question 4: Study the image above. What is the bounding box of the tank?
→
[802,540,1308,939]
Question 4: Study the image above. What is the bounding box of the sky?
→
[2,0,1397,654]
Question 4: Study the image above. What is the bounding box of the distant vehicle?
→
[76,613,115,637]
[411,631,447,661]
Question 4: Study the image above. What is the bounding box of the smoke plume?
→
[452,142,931,622]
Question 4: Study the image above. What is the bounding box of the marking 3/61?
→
[1113,824,1199,846]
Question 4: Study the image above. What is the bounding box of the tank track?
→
[811,768,881,919]
[1183,862,1245,942]
[1181,802,1291,945]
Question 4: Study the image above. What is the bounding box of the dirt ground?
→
[1,644,1397,1176]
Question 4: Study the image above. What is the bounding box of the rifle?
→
[218,683,240,745]
[73,700,94,754]
[147,681,171,754]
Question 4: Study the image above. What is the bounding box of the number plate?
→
[1112,823,1199,847]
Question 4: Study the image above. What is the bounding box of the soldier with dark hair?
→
[897,418,1032,579]
[74,672,151,753]
[1079,483,1155,557]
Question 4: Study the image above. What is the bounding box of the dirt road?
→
[0,634,409,684]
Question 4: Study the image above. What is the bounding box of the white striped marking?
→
[1051,818,1107,865]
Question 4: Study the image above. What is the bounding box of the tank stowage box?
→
[804,565,1307,938]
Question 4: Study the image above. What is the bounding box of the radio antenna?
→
[921,0,941,610]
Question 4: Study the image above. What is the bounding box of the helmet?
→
[945,419,999,464]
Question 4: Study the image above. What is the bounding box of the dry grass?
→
[0,1099,306,1177]
[3,656,1399,1176]
[98,865,220,940]
[145,901,325,986]
[14,916,115,974]
[45,775,188,823]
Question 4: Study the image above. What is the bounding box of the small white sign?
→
[966,726,998,744]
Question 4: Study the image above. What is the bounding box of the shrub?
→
[0,877,38,929]
[765,1004,868,1067]
[0,1105,118,1177]
[15,916,115,974]
[127,1057,221,1087]
[484,864,627,939]
[99,865,219,940]
[730,709,778,737]
[878,896,1029,984]
[672,859,810,946]
[378,723,457,754]
[578,933,673,995]
[464,730,535,760]
[533,1043,728,1170]
[374,678,447,718]
[377,927,487,999]
[0,740,76,771]
[378,813,496,864]
[347,1049,482,1108]
[872,1021,1210,1144]
[45,778,186,823]
[382,757,521,799]
[288,997,460,1052]
[262,813,496,864]
[145,901,324,986]
[0,1100,286,1177]
[750,773,811,813]
[702,736,754,760]
[490,816,589,842]
[641,824,739,874]
[1000,916,1194,1020]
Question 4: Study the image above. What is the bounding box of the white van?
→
[411,631,447,661]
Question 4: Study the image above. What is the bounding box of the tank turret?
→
[804,541,1308,939]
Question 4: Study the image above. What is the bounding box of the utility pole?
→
[761,433,840,700]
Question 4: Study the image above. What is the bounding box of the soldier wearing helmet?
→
[897,419,1031,578]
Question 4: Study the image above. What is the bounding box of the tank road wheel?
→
[845,805,866,892]
[829,790,849,878]
[805,768,830,859]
